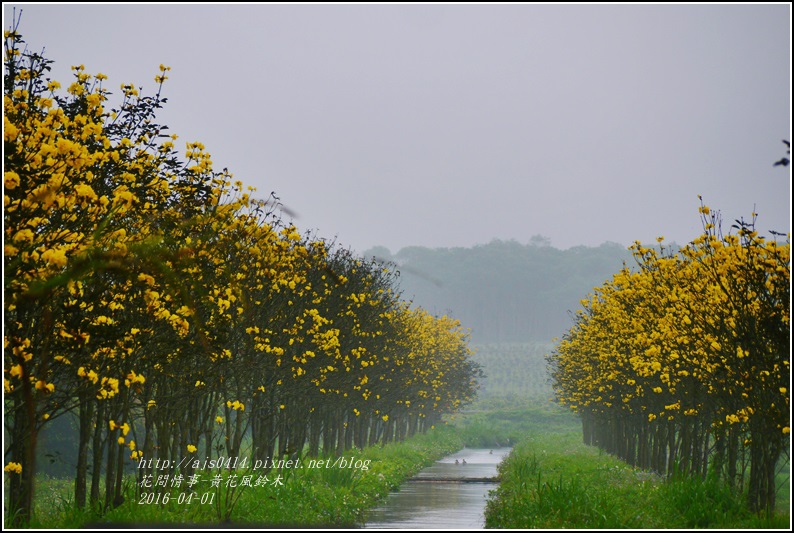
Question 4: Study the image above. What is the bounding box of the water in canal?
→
[364,447,511,529]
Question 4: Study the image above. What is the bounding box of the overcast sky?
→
[4,4,791,254]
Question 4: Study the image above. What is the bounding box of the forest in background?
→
[364,239,638,343]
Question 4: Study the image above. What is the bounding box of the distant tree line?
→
[364,240,636,343]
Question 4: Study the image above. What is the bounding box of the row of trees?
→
[548,202,789,513]
[3,26,480,525]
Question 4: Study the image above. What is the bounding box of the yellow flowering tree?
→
[5,23,231,519]
[2,25,176,521]
[4,24,482,525]
[549,202,789,513]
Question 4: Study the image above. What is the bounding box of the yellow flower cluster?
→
[4,462,23,475]
[226,400,245,412]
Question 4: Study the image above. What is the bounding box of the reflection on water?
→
[364,448,510,529]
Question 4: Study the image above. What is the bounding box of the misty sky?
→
[4,4,791,254]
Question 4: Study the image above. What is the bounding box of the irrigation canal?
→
[364,447,511,529]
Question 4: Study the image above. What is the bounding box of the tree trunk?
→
[75,392,94,508]
[8,391,37,527]
[90,400,106,506]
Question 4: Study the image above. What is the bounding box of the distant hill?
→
[364,240,635,343]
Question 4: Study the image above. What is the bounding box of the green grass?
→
[471,342,555,401]
[18,426,463,528]
[458,354,791,530]
[14,402,790,529]
[453,400,579,448]
[484,424,791,529]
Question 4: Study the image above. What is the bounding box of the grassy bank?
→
[454,400,580,448]
[484,424,790,529]
[19,427,463,529]
[17,401,789,529]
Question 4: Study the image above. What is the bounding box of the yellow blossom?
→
[4,462,22,474]
[4,171,20,189]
